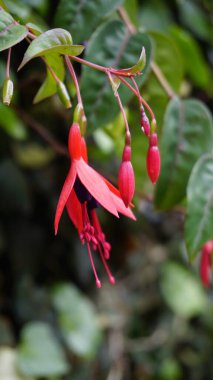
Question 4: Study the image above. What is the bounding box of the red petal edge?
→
[76,158,119,217]
[54,163,77,235]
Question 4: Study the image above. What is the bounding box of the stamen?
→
[86,242,101,288]
[98,243,115,285]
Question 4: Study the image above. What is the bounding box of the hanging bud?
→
[146,133,160,184]
[200,241,213,287]
[3,78,13,105]
[57,81,72,109]
[118,144,135,207]
[140,107,150,136]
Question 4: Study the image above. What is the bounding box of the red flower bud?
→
[118,145,135,207]
[140,109,150,136]
[200,241,213,287]
[68,123,82,160]
[146,133,160,184]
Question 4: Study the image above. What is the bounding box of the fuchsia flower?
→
[54,123,136,287]
[200,241,213,287]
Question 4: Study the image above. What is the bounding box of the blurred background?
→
[0,0,213,379]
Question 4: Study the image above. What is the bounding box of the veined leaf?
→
[81,20,152,130]
[0,7,28,51]
[33,53,65,103]
[18,28,84,70]
[54,0,124,43]
[185,154,213,260]
[155,97,213,209]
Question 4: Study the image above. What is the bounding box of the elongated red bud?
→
[200,241,213,287]
[118,145,135,207]
[146,133,160,184]
[140,108,150,136]
[68,123,82,160]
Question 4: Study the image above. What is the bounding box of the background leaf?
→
[81,20,152,130]
[51,283,102,359]
[54,0,124,44]
[185,154,213,260]
[17,322,69,377]
[170,26,210,89]
[0,7,27,51]
[0,103,27,140]
[161,262,207,318]
[155,97,213,210]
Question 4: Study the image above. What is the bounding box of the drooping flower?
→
[54,123,136,287]
[200,241,213,287]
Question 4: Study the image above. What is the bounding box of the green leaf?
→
[54,0,124,44]
[0,103,27,140]
[0,7,28,51]
[161,262,207,318]
[177,0,213,43]
[18,28,84,70]
[33,53,65,103]
[0,0,9,12]
[170,26,210,89]
[146,31,184,97]
[51,283,102,359]
[155,97,213,210]
[81,20,152,130]
[185,154,213,260]
[138,0,172,32]
[17,322,69,377]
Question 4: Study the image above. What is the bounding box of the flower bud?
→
[57,81,72,109]
[200,241,213,287]
[118,145,135,207]
[146,133,160,184]
[140,108,150,136]
[3,78,13,105]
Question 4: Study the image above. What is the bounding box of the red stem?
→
[6,48,11,79]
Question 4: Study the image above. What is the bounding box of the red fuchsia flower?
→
[54,123,136,288]
[118,144,135,208]
[200,241,213,287]
[146,133,161,184]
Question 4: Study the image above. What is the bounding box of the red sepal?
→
[68,123,82,160]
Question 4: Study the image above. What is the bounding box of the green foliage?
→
[17,322,70,377]
[161,262,207,318]
[19,28,84,70]
[0,1,213,379]
[81,20,151,130]
[155,97,213,210]
[51,283,102,359]
[0,103,27,139]
[185,154,213,260]
[54,0,124,44]
[0,7,28,51]
[33,53,65,103]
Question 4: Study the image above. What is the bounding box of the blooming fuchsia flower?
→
[200,241,213,287]
[54,123,136,288]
